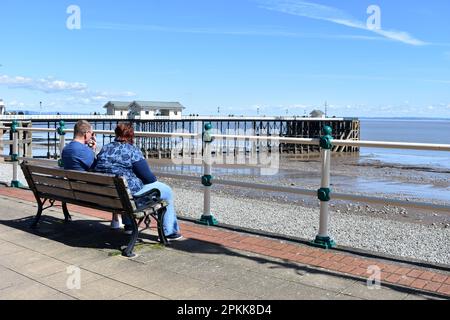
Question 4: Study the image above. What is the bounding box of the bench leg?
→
[157,208,168,245]
[30,203,43,229]
[122,215,139,258]
[62,202,72,223]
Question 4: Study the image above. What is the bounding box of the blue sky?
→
[1,0,449,117]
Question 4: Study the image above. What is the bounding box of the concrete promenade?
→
[0,186,449,300]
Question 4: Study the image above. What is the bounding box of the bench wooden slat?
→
[73,191,123,210]
[27,165,65,177]
[35,185,75,200]
[70,181,119,197]
[31,174,71,190]
[65,171,117,186]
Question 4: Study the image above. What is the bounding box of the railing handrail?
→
[2,126,450,152]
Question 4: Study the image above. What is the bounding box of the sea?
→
[360,118,450,171]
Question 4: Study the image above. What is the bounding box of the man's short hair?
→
[74,120,92,138]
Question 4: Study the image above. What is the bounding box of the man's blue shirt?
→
[62,141,96,171]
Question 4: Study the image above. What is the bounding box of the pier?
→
[0,115,360,159]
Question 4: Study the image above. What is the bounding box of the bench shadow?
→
[0,215,159,253]
[164,237,438,298]
[168,237,342,278]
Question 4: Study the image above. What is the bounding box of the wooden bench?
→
[20,161,169,257]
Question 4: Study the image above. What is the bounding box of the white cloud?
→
[0,74,137,112]
[0,75,88,93]
[257,0,427,46]
[0,74,137,99]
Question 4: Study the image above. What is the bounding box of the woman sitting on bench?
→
[94,122,182,241]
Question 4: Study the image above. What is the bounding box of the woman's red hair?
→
[115,122,135,145]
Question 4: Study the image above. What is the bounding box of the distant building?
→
[102,101,130,117]
[103,100,185,119]
[309,110,325,118]
[0,99,5,115]
[128,101,184,119]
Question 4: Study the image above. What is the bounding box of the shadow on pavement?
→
[0,215,158,253]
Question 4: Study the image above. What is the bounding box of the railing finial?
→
[319,125,333,150]
[57,120,66,136]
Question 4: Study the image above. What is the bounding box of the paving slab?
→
[294,271,357,293]
[340,281,410,300]
[260,281,340,300]
[187,284,257,300]
[0,266,31,290]
[13,257,69,279]
[64,277,138,300]
[39,269,104,293]
[113,289,167,300]
[0,280,62,300]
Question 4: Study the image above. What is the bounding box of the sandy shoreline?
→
[0,158,448,265]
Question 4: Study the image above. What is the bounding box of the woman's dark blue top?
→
[94,141,157,194]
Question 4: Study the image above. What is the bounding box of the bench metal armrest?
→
[133,188,161,201]
[133,188,168,213]
[133,201,168,215]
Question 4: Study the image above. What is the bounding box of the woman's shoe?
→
[166,233,183,241]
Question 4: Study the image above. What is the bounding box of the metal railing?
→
[1,121,449,249]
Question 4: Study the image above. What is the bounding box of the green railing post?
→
[10,120,23,188]
[57,120,66,167]
[312,125,336,249]
[198,123,219,226]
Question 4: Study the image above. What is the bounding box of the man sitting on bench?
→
[61,120,97,171]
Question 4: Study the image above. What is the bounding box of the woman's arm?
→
[132,159,158,184]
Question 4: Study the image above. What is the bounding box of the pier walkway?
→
[0,186,448,300]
